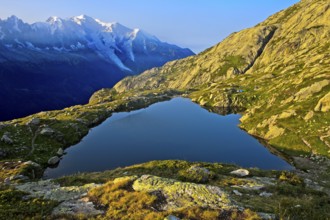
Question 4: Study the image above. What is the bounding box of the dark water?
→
[44,98,292,178]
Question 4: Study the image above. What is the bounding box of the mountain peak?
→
[0,14,194,71]
[6,15,20,22]
[132,28,159,42]
[4,15,24,32]
[75,14,90,20]
[72,14,95,24]
[46,16,63,24]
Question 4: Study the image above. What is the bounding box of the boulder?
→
[278,110,296,119]
[0,123,7,130]
[56,148,64,156]
[9,175,29,181]
[132,175,232,211]
[15,180,103,217]
[233,190,243,196]
[257,212,276,220]
[265,124,285,139]
[40,127,55,136]
[314,92,330,112]
[230,169,250,177]
[26,118,40,126]
[52,200,104,216]
[294,79,329,101]
[180,165,213,183]
[304,111,314,121]
[1,133,13,144]
[4,177,10,185]
[23,161,41,167]
[48,156,60,165]
[259,192,273,197]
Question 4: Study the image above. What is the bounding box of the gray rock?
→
[233,190,243,196]
[76,119,87,124]
[185,165,212,182]
[15,180,101,201]
[234,184,264,191]
[257,212,276,220]
[15,180,103,217]
[57,148,64,156]
[259,192,273,197]
[23,161,41,167]
[48,156,60,165]
[52,199,104,216]
[40,127,55,136]
[0,123,7,130]
[230,169,250,177]
[4,177,10,185]
[1,134,13,144]
[27,118,40,126]
[132,175,233,211]
[9,175,29,181]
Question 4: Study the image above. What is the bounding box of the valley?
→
[0,0,329,219]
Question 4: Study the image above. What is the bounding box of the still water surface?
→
[44,98,292,178]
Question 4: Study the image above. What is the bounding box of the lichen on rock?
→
[132,175,233,211]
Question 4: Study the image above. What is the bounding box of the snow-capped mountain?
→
[0,15,194,121]
[0,15,194,72]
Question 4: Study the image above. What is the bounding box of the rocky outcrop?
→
[294,80,330,102]
[56,148,64,156]
[315,92,330,112]
[15,180,103,217]
[26,118,40,126]
[265,124,285,139]
[110,0,330,157]
[1,132,13,144]
[230,169,250,177]
[132,175,233,211]
[40,127,55,136]
[179,165,213,183]
[48,156,60,165]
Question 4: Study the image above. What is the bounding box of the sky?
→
[0,0,299,53]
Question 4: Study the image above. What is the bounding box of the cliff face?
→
[113,0,330,157]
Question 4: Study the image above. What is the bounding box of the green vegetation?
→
[0,0,329,218]
[0,186,58,219]
[88,177,165,220]
[54,160,330,219]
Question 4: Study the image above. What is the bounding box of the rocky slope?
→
[113,0,330,158]
[0,15,193,121]
[0,0,329,219]
[2,160,329,219]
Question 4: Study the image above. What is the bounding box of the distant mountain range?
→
[0,15,194,121]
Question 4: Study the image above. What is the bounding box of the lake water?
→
[44,98,292,178]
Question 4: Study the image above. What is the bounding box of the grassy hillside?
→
[0,0,329,219]
[0,0,328,178]
[113,0,330,158]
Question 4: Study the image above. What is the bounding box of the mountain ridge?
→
[0,15,193,121]
[0,14,193,72]
[112,0,330,158]
[0,1,330,219]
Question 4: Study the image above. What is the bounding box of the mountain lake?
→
[44,97,293,178]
